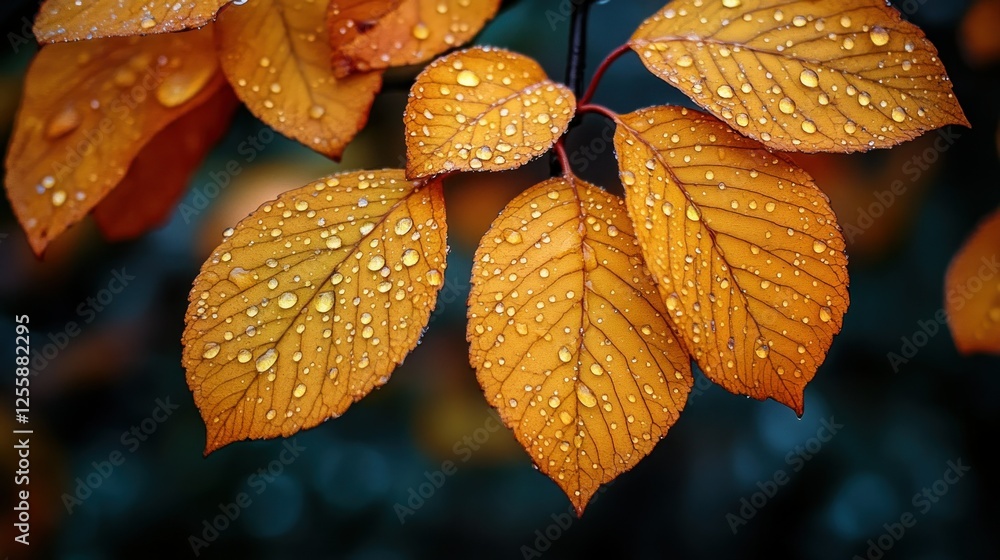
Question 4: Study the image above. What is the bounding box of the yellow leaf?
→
[215,0,383,159]
[404,46,576,178]
[467,176,693,515]
[183,170,448,453]
[630,0,969,152]
[614,106,849,415]
[4,27,226,255]
[33,0,230,43]
[328,0,501,77]
[945,208,1000,356]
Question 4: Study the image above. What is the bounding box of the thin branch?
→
[552,0,598,177]
[578,103,619,122]
[579,43,631,106]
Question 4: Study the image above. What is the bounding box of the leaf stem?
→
[554,140,573,177]
[578,103,619,122]
[579,43,631,106]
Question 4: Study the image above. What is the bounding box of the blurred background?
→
[1,0,999,558]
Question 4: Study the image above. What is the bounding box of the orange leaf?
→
[215,0,383,159]
[328,0,501,77]
[630,0,969,153]
[183,170,448,453]
[33,0,230,43]
[614,106,849,414]
[404,46,576,178]
[961,0,1000,67]
[945,209,1000,356]
[4,27,226,255]
[467,176,693,514]
[93,83,239,241]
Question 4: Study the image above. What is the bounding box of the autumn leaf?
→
[215,0,383,159]
[4,26,227,255]
[467,176,693,514]
[92,84,239,241]
[945,208,1000,356]
[404,46,576,178]
[961,0,1000,67]
[630,0,969,153]
[614,106,849,415]
[328,0,501,77]
[33,0,231,43]
[183,170,448,453]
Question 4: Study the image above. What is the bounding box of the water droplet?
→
[576,384,597,408]
[755,345,770,359]
[315,292,334,313]
[505,229,523,244]
[548,396,561,408]
[779,97,796,114]
[799,69,819,88]
[812,239,828,253]
[559,411,574,425]
[51,190,67,207]
[819,306,833,323]
[676,54,693,67]
[686,205,700,221]
[869,26,890,46]
[367,255,386,271]
[237,349,252,363]
[457,69,480,87]
[46,106,81,139]
[293,383,307,398]
[326,235,343,250]
[891,107,906,123]
[426,270,443,286]
[843,121,858,134]
[402,249,420,267]
[309,105,325,119]
[255,348,278,372]
[394,217,413,236]
[412,22,430,40]
[801,120,817,134]
[140,15,156,29]
[265,409,276,420]
[716,84,734,98]
[278,292,298,308]
[590,363,604,376]
[202,342,220,359]
[156,65,214,108]
[558,346,573,363]
[722,0,741,7]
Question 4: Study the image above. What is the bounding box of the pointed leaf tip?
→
[468,175,693,514]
